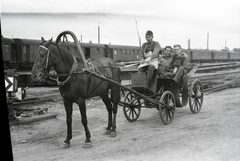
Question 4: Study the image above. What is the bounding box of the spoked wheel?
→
[159,91,176,125]
[156,86,165,111]
[189,79,203,114]
[123,92,142,122]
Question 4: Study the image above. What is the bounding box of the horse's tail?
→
[110,67,121,104]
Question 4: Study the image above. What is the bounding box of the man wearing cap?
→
[138,30,161,86]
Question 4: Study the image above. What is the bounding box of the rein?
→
[39,44,120,85]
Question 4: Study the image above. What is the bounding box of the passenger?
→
[138,30,161,86]
[158,46,174,77]
[171,44,189,86]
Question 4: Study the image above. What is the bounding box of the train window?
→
[132,50,135,55]
[122,49,125,55]
[119,49,122,55]
[23,45,27,54]
[85,48,90,59]
[113,49,117,55]
[5,44,10,52]
[97,48,100,54]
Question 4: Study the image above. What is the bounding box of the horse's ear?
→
[40,37,45,44]
[45,38,53,47]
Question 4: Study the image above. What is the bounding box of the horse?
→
[31,37,121,148]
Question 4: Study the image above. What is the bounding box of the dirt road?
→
[10,87,240,161]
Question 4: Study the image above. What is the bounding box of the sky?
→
[1,0,240,50]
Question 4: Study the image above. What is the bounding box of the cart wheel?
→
[159,91,176,125]
[156,86,165,111]
[123,92,141,122]
[189,79,203,114]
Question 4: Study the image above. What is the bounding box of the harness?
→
[38,44,118,98]
[37,45,78,85]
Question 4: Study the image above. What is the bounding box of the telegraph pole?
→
[207,33,209,50]
[188,39,191,49]
[98,23,100,44]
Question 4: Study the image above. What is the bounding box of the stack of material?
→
[190,70,240,93]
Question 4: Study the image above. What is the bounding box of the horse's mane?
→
[50,42,84,67]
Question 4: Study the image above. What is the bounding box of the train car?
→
[2,37,15,68]
[107,44,141,62]
[58,41,106,60]
[80,42,105,60]
[228,51,240,61]
[13,38,40,69]
[188,49,212,63]
[212,50,228,62]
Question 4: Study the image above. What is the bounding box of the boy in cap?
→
[138,30,161,86]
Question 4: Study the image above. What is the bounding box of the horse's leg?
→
[77,98,92,148]
[60,99,73,149]
[110,87,120,137]
[101,91,113,135]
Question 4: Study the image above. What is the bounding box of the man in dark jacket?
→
[138,30,161,85]
[171,44,189,85]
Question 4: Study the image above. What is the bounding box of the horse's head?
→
[31,37,56,82]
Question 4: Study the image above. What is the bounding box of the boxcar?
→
[229,51,240,61]
[212,50,228,62]
[189,49,212,63]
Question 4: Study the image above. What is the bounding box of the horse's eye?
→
[39,52,45,57]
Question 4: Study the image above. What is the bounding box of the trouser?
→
[138,64,155,85]
[173,67,188,86]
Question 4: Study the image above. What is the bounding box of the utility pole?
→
[98,23,100,44]
[80,33,82,42]
[207,33,209,50]
[188,39,191,49]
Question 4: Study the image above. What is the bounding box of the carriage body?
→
[122,64,203,124]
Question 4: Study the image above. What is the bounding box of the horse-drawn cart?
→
[31,30,203,148]
[85,65,203,125]
[53,30,203,125]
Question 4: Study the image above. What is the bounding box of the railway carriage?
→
[108,44,141,62]
[229,51,240,61]
[189,49,212,63]
[2,37,15,68]
[212,50,228,62]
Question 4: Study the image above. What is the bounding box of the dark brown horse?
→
[31,38,121,148]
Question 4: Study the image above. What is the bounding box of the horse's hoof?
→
[110,132,117,137]
[60,142,70,149]
[83,142,92,148]
[104,129,111,135]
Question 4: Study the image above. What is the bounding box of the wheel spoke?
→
[196,98,201,108]
[167,110,172,120]
[194,98,198,112]
[133,108,138,116]
[165,109,169,122]
[128,109,132,119]
[125,107,130,113]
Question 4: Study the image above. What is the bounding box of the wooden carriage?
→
[122,64,203,124]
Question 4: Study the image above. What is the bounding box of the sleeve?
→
[182,52,190,70]
[140,43,146,60]
[151,41,161,59]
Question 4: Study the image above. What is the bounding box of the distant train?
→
[2,36,240,71]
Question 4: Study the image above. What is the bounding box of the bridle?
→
[36,45,56,70]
